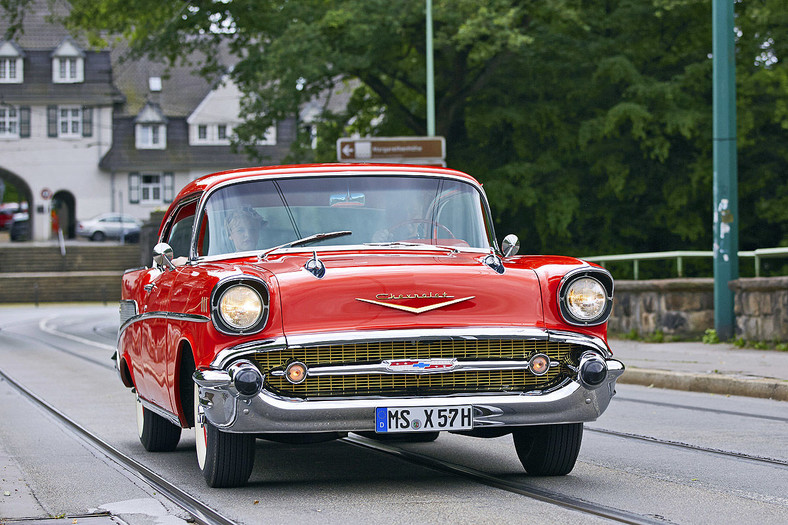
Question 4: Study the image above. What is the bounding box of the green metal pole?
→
[426,0,436,136]
[712,0,739,340]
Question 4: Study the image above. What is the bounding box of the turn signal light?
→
[286,362,308,384]
[529,353,551,376]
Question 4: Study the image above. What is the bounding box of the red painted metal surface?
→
[119,164,611,423]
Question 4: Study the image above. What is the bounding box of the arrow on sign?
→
[342,144,354,157]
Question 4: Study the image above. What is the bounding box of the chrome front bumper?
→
[194,358,625,433]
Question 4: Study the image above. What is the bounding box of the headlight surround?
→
[211,277,270,335]
[558,269,613,326]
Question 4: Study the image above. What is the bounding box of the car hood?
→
[249,250,545,337]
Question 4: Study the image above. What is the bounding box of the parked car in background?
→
[116,163,623,488]
[0,203,26,231]
[77,213,142,242]
[9,210,30,241]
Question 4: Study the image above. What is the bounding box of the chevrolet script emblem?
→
[356,292,474,314]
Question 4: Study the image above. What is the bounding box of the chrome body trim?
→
[138,395,182,427]
[557,266,615,327]
[269,358,559,378]
[286,327,549,348]
[118,311,210,340]
[193,359,624,433]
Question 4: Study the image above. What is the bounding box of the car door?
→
[139,199,199,415]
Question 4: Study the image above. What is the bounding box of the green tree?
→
[4,0,788,260]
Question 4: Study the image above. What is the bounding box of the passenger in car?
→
[226,208,267,252]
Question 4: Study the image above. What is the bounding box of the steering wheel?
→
[387,219,456,240]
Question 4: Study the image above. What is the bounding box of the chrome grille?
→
[253,339,581,398]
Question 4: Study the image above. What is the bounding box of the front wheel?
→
[136,396,181,452]
[512,423,583,476]
[194,384,256,487]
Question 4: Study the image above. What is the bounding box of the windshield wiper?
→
[258,231,352,261]
[362,241,459,253]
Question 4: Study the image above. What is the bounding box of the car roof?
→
[176,163,482,201]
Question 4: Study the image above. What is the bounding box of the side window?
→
[163,200,198,259]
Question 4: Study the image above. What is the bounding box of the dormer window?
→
[134,102,167,150]
[0,40,24,84]
[51,38,84,84]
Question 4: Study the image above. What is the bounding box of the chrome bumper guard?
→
[193,357,625,434]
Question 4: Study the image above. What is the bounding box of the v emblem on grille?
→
[356,296,475,314]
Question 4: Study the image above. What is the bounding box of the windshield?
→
[198,174,492,256]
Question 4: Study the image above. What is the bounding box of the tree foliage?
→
[4,0,788,257]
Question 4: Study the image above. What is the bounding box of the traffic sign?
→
[337,136,445,164]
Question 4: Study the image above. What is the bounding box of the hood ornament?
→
[304,251,326,279]
[356,294,474,314]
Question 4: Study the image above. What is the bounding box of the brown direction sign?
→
[337,136,445,162]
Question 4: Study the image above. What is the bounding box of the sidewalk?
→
[611,339,788,401]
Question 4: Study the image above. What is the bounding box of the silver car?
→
[77,213,142,242]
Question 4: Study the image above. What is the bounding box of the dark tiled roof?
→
[109,49,224,117]
[100,116,298,172]
[0,49,124,105]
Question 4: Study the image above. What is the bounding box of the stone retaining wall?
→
[730,276,788,342]
[610,277,788,342]
[609,279,715,338]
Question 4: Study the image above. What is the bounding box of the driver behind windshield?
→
[226,208,267,252]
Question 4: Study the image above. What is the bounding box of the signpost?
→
[337,136,446,166]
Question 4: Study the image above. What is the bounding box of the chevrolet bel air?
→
[116,163,623,487]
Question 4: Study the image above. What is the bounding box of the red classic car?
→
[116,163,623,487]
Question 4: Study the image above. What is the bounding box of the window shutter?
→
[82,106,93,137]
[47,106,58,137]
[163,172,174,203]
[128,172,140,204]
[19,107,30,138]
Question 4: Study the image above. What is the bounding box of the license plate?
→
[375,406,473,433]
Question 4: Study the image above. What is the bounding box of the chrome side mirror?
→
[153,242,176,271]
[501,234,520,257]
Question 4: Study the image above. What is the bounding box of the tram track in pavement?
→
[3,311,786,524]
[585,427,788,468]
[0,366,240,525]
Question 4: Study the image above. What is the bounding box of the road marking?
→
[39,316,115,351]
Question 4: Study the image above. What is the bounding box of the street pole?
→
[426,0,436,136]
[712,0,738,340]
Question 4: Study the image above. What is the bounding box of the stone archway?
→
[52,190,77,239]
[0,167,34,240]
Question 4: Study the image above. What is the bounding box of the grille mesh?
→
[253,339,580,398]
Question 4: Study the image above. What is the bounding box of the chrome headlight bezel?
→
[557,267,614,326]
[210,276,270,335]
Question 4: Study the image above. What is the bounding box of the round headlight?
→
[218,285,263,330]
[565,277,607,322]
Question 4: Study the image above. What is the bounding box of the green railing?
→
[582,247,788,280]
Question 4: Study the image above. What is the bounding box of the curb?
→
[618,367,788,402]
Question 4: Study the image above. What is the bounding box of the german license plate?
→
[375,406,473,433]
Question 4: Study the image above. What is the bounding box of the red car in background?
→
[116,164,623,487]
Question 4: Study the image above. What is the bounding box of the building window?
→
[141,174,161,203]
[59,106,82,137]
[135,123,166,149]
[0,58,19,82]
[53,56,83,83]
[0,107,18,137]
[191,123,237,145]
[129,172,174,205]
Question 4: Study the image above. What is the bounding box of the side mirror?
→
[501,234,520,257]
[153,242,176,271]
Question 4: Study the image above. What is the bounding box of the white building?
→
[0,8,295,241]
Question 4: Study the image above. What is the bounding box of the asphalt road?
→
[0,304,786,525]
